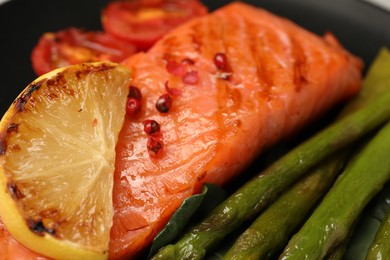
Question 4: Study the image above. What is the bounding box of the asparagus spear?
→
[279,119,390,259]
[326,219,359,260]
[327,246,346,260]
[365,207,390,259]
[222,49,390,260]
[222,152,347,260]
[151,53,390,260]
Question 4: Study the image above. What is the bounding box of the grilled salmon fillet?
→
[0,2,362,259]
[110,2,362,259]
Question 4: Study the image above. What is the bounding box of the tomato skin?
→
[101,0,208,50]
[31,35,55,76]
[31,27,137,75]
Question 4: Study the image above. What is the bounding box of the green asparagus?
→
[366,207,390,259]
[279,119,390,259]
[327,245,347,260]
[222,153,347,259]
[222,48,390,260]
[151,53,390,260]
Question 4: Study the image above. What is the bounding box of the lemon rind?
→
[0,166,108,260]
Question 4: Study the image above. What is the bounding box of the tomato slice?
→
[101,0,208,50]
[31,27,137,75]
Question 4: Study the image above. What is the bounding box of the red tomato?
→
[101,0,208,50]
[31,27,137,75]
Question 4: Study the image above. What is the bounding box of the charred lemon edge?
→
[0,171,108,260]
[0,62,130,260]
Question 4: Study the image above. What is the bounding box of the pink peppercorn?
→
[166,60,186,77]
[128,86,142,101]
[214,52,228,70]
[182,71,199,85]
[156,93,172,113]
[126,98,142,116]
[144,119,160,135]
[147,137,163,157]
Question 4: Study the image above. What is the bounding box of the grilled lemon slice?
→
[0,62,130,259]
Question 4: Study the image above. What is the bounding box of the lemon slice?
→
[0,62,131,259]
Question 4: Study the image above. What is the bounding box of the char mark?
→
[7,123,19,134]
[7,182,25,200]
[14,81,43,112]
[27,219,56,236]
[0,138,6,155]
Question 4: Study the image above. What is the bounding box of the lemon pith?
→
[0,62,131,259]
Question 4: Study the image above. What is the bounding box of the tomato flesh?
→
[101,0,208,50]
[31,27,137,75]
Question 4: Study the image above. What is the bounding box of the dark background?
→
[0,0,390,115]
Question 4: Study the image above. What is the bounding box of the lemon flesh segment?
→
[0,62,131,259]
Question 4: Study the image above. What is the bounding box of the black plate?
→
[1,0,390,116]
